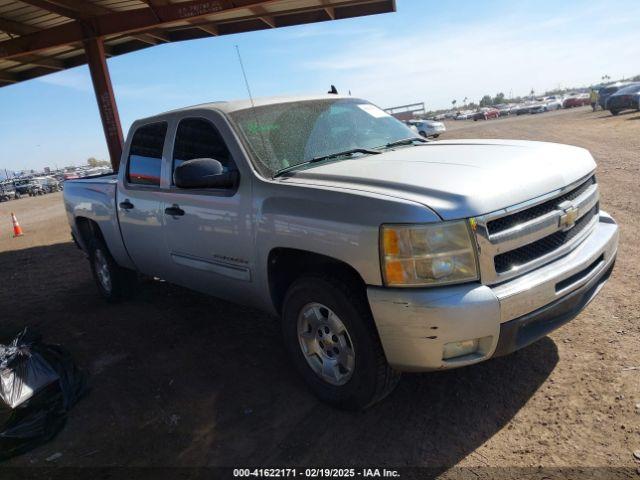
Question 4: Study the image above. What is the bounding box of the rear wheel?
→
[610,109,620,116]
[282,275,400,410]
[87,236,136,302]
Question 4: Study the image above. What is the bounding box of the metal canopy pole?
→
[84,37,124,171]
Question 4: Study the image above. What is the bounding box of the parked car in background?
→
[544,96,564,110]
[0,183,19,201]
[409,119,446,138]
[32,176,61,193]
[63,94,618,410]
[13,179,35,196]
[494,104,512,117]
[473,107,499,121]
[512,103,533,115]
[404,122,419,135]
[563,93,590,108]
[529,96,561,114]
[13,179,45,196]
[606,83,640,115]
[598,82,632,110]
[454,110,475,120]
[529,102,548,114]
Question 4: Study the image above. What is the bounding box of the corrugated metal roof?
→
[0,0,395,87]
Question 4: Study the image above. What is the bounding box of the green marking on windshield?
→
[246,121,278,134]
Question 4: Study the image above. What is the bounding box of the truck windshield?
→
[229,98,418,176]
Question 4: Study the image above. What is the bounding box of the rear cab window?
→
[126,122,167,186]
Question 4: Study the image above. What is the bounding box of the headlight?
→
[380,221,479,286]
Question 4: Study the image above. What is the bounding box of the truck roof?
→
[137,94,356,124]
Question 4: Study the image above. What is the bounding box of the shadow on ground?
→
[0,242,558,470]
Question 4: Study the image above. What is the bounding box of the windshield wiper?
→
[379,137,429,149]
[273,148,381,178]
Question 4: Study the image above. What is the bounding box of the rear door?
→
[116,121,169,277]
[160,114,254,301]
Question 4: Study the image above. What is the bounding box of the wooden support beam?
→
[0,0,395,60]
[21,0,169,46]
[19,0,93,20]
[84,37,124,171]
[0,71,18,83]
[258,16,276,28]
[1,0,281,59]
[15,54,65,70]
[0,18,39,35]
[144,30,171,42]
[249,5,277,27]
[192,23,219,35]
[324,7,336,19]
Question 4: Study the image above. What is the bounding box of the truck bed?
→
[63,173,134,269]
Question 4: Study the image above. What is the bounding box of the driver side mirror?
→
[174,158,237,189]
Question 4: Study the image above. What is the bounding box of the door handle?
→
[119,200,134,210]
[164,204,185,217]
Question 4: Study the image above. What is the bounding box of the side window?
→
[172,118,235,185]
[127,122,167,186]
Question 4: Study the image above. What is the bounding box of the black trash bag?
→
[0,328,88,461]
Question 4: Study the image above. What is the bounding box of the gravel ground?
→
[0,106,638,477]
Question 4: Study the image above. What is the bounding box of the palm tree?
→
[463,96,468,106]
[451,99,457,109]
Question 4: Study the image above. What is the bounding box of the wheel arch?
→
[267,248,368,315]
[75,216,105,251]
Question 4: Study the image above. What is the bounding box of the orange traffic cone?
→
[11,213,23,237]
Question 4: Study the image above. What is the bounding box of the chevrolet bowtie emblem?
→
[559,205,578,230]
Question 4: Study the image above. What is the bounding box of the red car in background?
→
[563,93,590,108]
[472,107,500,120]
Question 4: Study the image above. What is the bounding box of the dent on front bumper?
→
[367,211,618,371]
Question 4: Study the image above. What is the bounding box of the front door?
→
[160,115,254,302]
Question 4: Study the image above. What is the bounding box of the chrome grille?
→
[487,176,596,234]
[494,204,598,273]
[474,175,600,285]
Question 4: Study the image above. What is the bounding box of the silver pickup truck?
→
[64,95,618,409]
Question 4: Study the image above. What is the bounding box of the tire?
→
[418,131,427,138]
[87,236,137,303]
[610,109,619,116]
[282,275,400,410]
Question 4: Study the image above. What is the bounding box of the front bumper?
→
[367,211,618,371]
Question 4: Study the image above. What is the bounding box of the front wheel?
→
[282,276,400,410]
[88,236,137,302]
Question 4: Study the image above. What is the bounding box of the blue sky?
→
[1,0,639,172]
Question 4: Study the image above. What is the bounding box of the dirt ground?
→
[0,106,638,477]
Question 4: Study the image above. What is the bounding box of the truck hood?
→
[281,139,596,220]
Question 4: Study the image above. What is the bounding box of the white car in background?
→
[544,95,563,110]
[409,119,446,138]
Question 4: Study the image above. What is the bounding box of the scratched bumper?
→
[367,212,618,372]
[367,283,501,371]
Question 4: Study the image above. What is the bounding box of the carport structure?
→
[0,0,395,170]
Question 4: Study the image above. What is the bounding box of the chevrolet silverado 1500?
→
[64,96,618,409]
